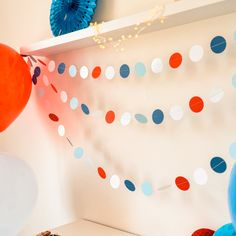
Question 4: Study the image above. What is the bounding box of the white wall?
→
[0,1,235,236]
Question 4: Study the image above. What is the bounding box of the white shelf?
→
[20,0,236,56]
[51,219,138,236]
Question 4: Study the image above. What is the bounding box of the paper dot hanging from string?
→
[48,60,56,72]
[210,35,227,54]
[169,105,184,121]
[209,88,224,103]
[135,62,146,77]
[169,52,182,69]
[80,66,89,79]
[105,111,115,124]
[120,64,130,78]
[105,66,115,80]
[58,63,66,74]
[192,228,215,236]
[229,143,236,160]
[151,58,163,74]
[232,74,236,88]
[92,66,102,79]
[110,175,121,189]
[141,181,153,196]
[189,45,204,62]
[58,125,65,137]
[175,176,190,191]
[120,112,132,126]
[152,109,164,124]
[70,97,79,110]
[189,96,204,113]
[74,147,84,159]
[193,168,208,185]
[34,67,41,77]
[210,156,227,173]
[81,104,90,115]
[69,65,77,78]
[60,91,68,103]
[124,180,136,192]
[135,114,148,124]
[98,167,106,179]
[49,113,59,122]
[43,75,50,87]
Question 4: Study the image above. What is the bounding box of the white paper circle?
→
[110,175,121,189]
[69,65,77,78]
[193,168,208,185]
[105,66,115,80]
[209,88,224,103]
[43,75,49,87]
[60,91,68,103]
[189,45,204,62]
[151,58,163,74]
[169,105,184,121]
[120,112,132,126]
[80,66,89,79]
[58,125,65,137]
[48,60,56,72]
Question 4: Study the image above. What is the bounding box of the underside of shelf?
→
[20,0,236,56]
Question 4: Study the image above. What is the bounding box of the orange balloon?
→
[0,44,32,132]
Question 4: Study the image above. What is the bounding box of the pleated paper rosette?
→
[50,0,97,36]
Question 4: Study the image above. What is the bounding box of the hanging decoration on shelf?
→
[90,3,166,52]
[50,0,97,36]
[29,24,235,233]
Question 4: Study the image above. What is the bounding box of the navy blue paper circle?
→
[210,36,227,54]
[58,63,66,74]
[210,156,227,173]
[152,109,164,124]
[120,64,130,79]
[124,180,136,192]
[50,0,97,36]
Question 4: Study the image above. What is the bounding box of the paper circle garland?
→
[50,0,97,36]
[124,180,136,192]
[141,181,153,196]
[69,65,77,77]
[210,36,227,54]
[135,62,146,77]
[152,109,164,124]
[210,157,227,174]
[110,175,121,189]
[175,176,190,191]
[189,45,204,62]
[192,228,215,236]
[58,63,66,74]
[48,60,56,72]
[193,168,208,185]
[80,66,89,79]
[135,114,148,124]
[209,88,224,103]
[169,105,184,121]
[105,66,115,80]
[105,111,115,124]
[74,147,84,159]
[98,167,106,179]
[151,58,163,74]
[70,97,79,110]
[189,96,204,113]
[120,64,130,78]
[169,52,182,69]
[92,66,101,79]
[58,125,65,136]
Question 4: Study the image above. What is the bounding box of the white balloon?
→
[0,154,38,236]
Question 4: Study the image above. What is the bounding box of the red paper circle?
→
[49,113,59,122]
[169,52,182,69]
[98,167,106,179]
[105,111,115,124]
[92,66,101,79]
[175,176,190,191]
[192,228,215,236]
[189,96,204,113]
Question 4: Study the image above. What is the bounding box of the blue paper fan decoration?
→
[50,0,97,36]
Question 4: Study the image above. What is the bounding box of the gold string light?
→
[90,1,179,52]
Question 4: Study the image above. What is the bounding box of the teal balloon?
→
[213,224,236,236]
[229,165,236,231]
